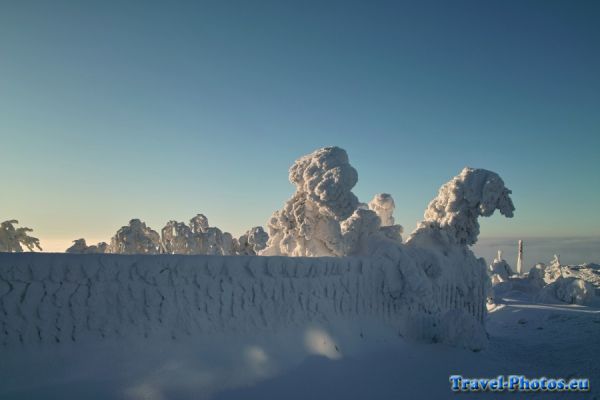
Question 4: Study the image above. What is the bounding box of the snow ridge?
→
[0,252,485,349]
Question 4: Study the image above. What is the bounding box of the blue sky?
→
[1,0,599,255]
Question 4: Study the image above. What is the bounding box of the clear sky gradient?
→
[1,1,599,259]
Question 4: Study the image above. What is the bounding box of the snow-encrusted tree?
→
[161,221,196,254]
[488,250,513,284]
[235,226,269,255]
[108,219,161,254]
[409,167,515,247]
[261,147,402,257]
[66,239,107,254]
[0,220,42,252]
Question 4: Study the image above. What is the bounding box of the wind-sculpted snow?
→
[0,252,487,350]
[410,167,515,246]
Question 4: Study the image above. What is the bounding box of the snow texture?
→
[0,220,42,252]
[0,250,493,352]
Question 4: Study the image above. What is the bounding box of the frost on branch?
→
[410,167,515,247]
[0,220,42,252]
[108,219,161,254]
[66,239,107,254]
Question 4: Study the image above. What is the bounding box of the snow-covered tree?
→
[235,226,269,255]
[488,250,513,284]
[108,219,161,254]
[0,220,42,252]
[409,167,515,246]
[66,239,107,254]
[261,147,402,257]
[161,221,196,254]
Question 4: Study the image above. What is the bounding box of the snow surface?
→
[1,252,598,399]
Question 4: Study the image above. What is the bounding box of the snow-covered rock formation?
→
[65,239,107,254]
[0,220,42,252]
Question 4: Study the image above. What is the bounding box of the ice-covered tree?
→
[488,250,513,284]
[261,147,402,257]
[409,167,515,247]
[0,220,42,252]
[108,219,161,254]
[235,226,269,255]
[161,221,196,254]
[66,238,107,254]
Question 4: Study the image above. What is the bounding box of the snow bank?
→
[0,251,488,351]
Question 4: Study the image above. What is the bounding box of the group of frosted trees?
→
[66,214,268,256]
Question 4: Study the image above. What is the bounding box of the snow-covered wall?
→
[0,252,486,350]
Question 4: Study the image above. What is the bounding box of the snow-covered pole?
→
[517,240,523,275]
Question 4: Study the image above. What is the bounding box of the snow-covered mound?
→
[490,255,600,306]
[487,250,513,285]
